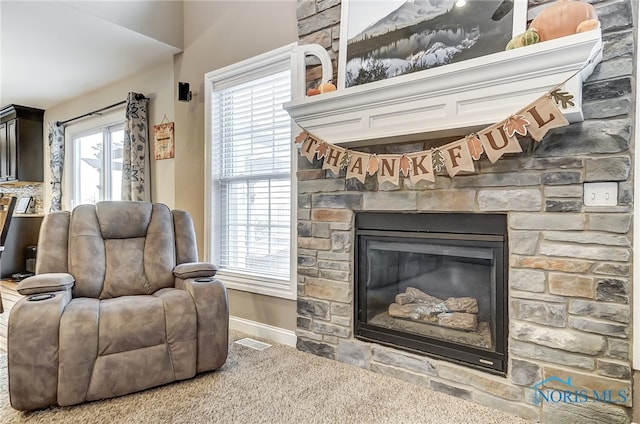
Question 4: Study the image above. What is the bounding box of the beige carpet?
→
[0,332,534,424]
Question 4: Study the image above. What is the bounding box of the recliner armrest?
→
[17,273,75,296]
[173,262,217,279]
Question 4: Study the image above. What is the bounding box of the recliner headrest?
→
[95,201,152,239]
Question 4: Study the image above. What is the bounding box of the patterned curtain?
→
[122,92,149,201]
[48,121,65,212]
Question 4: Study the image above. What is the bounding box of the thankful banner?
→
[294,89,571,186]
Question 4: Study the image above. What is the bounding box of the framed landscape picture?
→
[338,0,528,89]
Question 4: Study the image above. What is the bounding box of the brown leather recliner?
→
[7,201,228,411]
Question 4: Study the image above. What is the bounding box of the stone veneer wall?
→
[0,183,44,214]
[295,0,636,423]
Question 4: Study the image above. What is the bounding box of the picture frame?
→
[337,0,528,89]
[153,120,175,160]
[15,196,31,214]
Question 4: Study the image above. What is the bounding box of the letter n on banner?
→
[520,95,569,141]
[346,151,369,183]
[406,150,434,184]
[442,139,475,177]
[301,137,319,162]
[378,154,402,186]
[479,123,522,163]
[322,144,345,175]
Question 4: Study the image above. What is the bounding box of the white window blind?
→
[211,68,292,282]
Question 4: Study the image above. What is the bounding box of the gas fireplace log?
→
[443,297,479,314]
[388,302,447,322]
[395,287,443,305]
[437,312,478,331]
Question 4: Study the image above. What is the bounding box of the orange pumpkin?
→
[307,87,321,96]
[530,0,598,42]
[319,80,337,93]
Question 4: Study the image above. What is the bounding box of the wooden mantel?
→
[284,30,603,147]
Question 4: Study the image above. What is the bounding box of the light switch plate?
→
[584,182,618,207]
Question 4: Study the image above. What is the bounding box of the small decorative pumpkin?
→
[306,87,321,96]
[506,28,540,50]
[318,80,337,93]
[530,0,599,42]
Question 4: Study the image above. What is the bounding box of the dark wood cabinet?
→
[0,105,44,182]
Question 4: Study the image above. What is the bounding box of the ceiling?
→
[1,1,183,111]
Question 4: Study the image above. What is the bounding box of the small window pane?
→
[77,132,103,205]
[111,128,124,200]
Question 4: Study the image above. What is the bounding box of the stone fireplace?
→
[293,1,634,423]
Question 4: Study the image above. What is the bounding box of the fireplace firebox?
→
[355,212,508,374]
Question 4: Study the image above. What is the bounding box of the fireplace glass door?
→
[355,212,507,374]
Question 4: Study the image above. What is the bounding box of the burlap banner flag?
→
[406,150,435,184]
[442,139,475,177]
[378,154,403,186]
[346,151,370,184]
[478,122,523,164]
[301,136,319,162]
[519,95,569,142]
[295,88,574,186]
[321,144,346,175]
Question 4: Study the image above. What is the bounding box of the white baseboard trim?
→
[229,315,297,347]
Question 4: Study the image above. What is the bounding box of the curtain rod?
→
[58,94,148,126]
[59,100,126,126]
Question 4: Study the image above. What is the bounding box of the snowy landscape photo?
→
[339,0,519,88]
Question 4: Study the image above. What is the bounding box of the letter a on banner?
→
[443,139,475,177]
[406,150,435,184]
[479,123,523,163]
[520,95,569,142]
[346,151,370,183]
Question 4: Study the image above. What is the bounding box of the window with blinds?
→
[206,45,295,298]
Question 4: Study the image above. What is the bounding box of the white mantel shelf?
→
[284,30,603,147]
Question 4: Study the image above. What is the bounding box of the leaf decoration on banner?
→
[400,155,411,177]
[467,134,484,160]
[367,154,379,175]
[503,114,530,138]
[550,89,575,109]
[316,142,329,159]
[294,131,308,144]
[432,149,445,172]
[340,150,352,169]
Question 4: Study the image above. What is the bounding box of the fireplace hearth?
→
[355,212,508,374]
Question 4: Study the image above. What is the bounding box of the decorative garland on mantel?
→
[294,88,575,186]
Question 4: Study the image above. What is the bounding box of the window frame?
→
[204,43,298,300]
[66,109,125,209]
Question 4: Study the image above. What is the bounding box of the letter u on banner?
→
[479,122,522,163]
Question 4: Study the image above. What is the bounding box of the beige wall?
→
[41,1,298,332]
[174,0,298,331]
[44,57,176,209]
